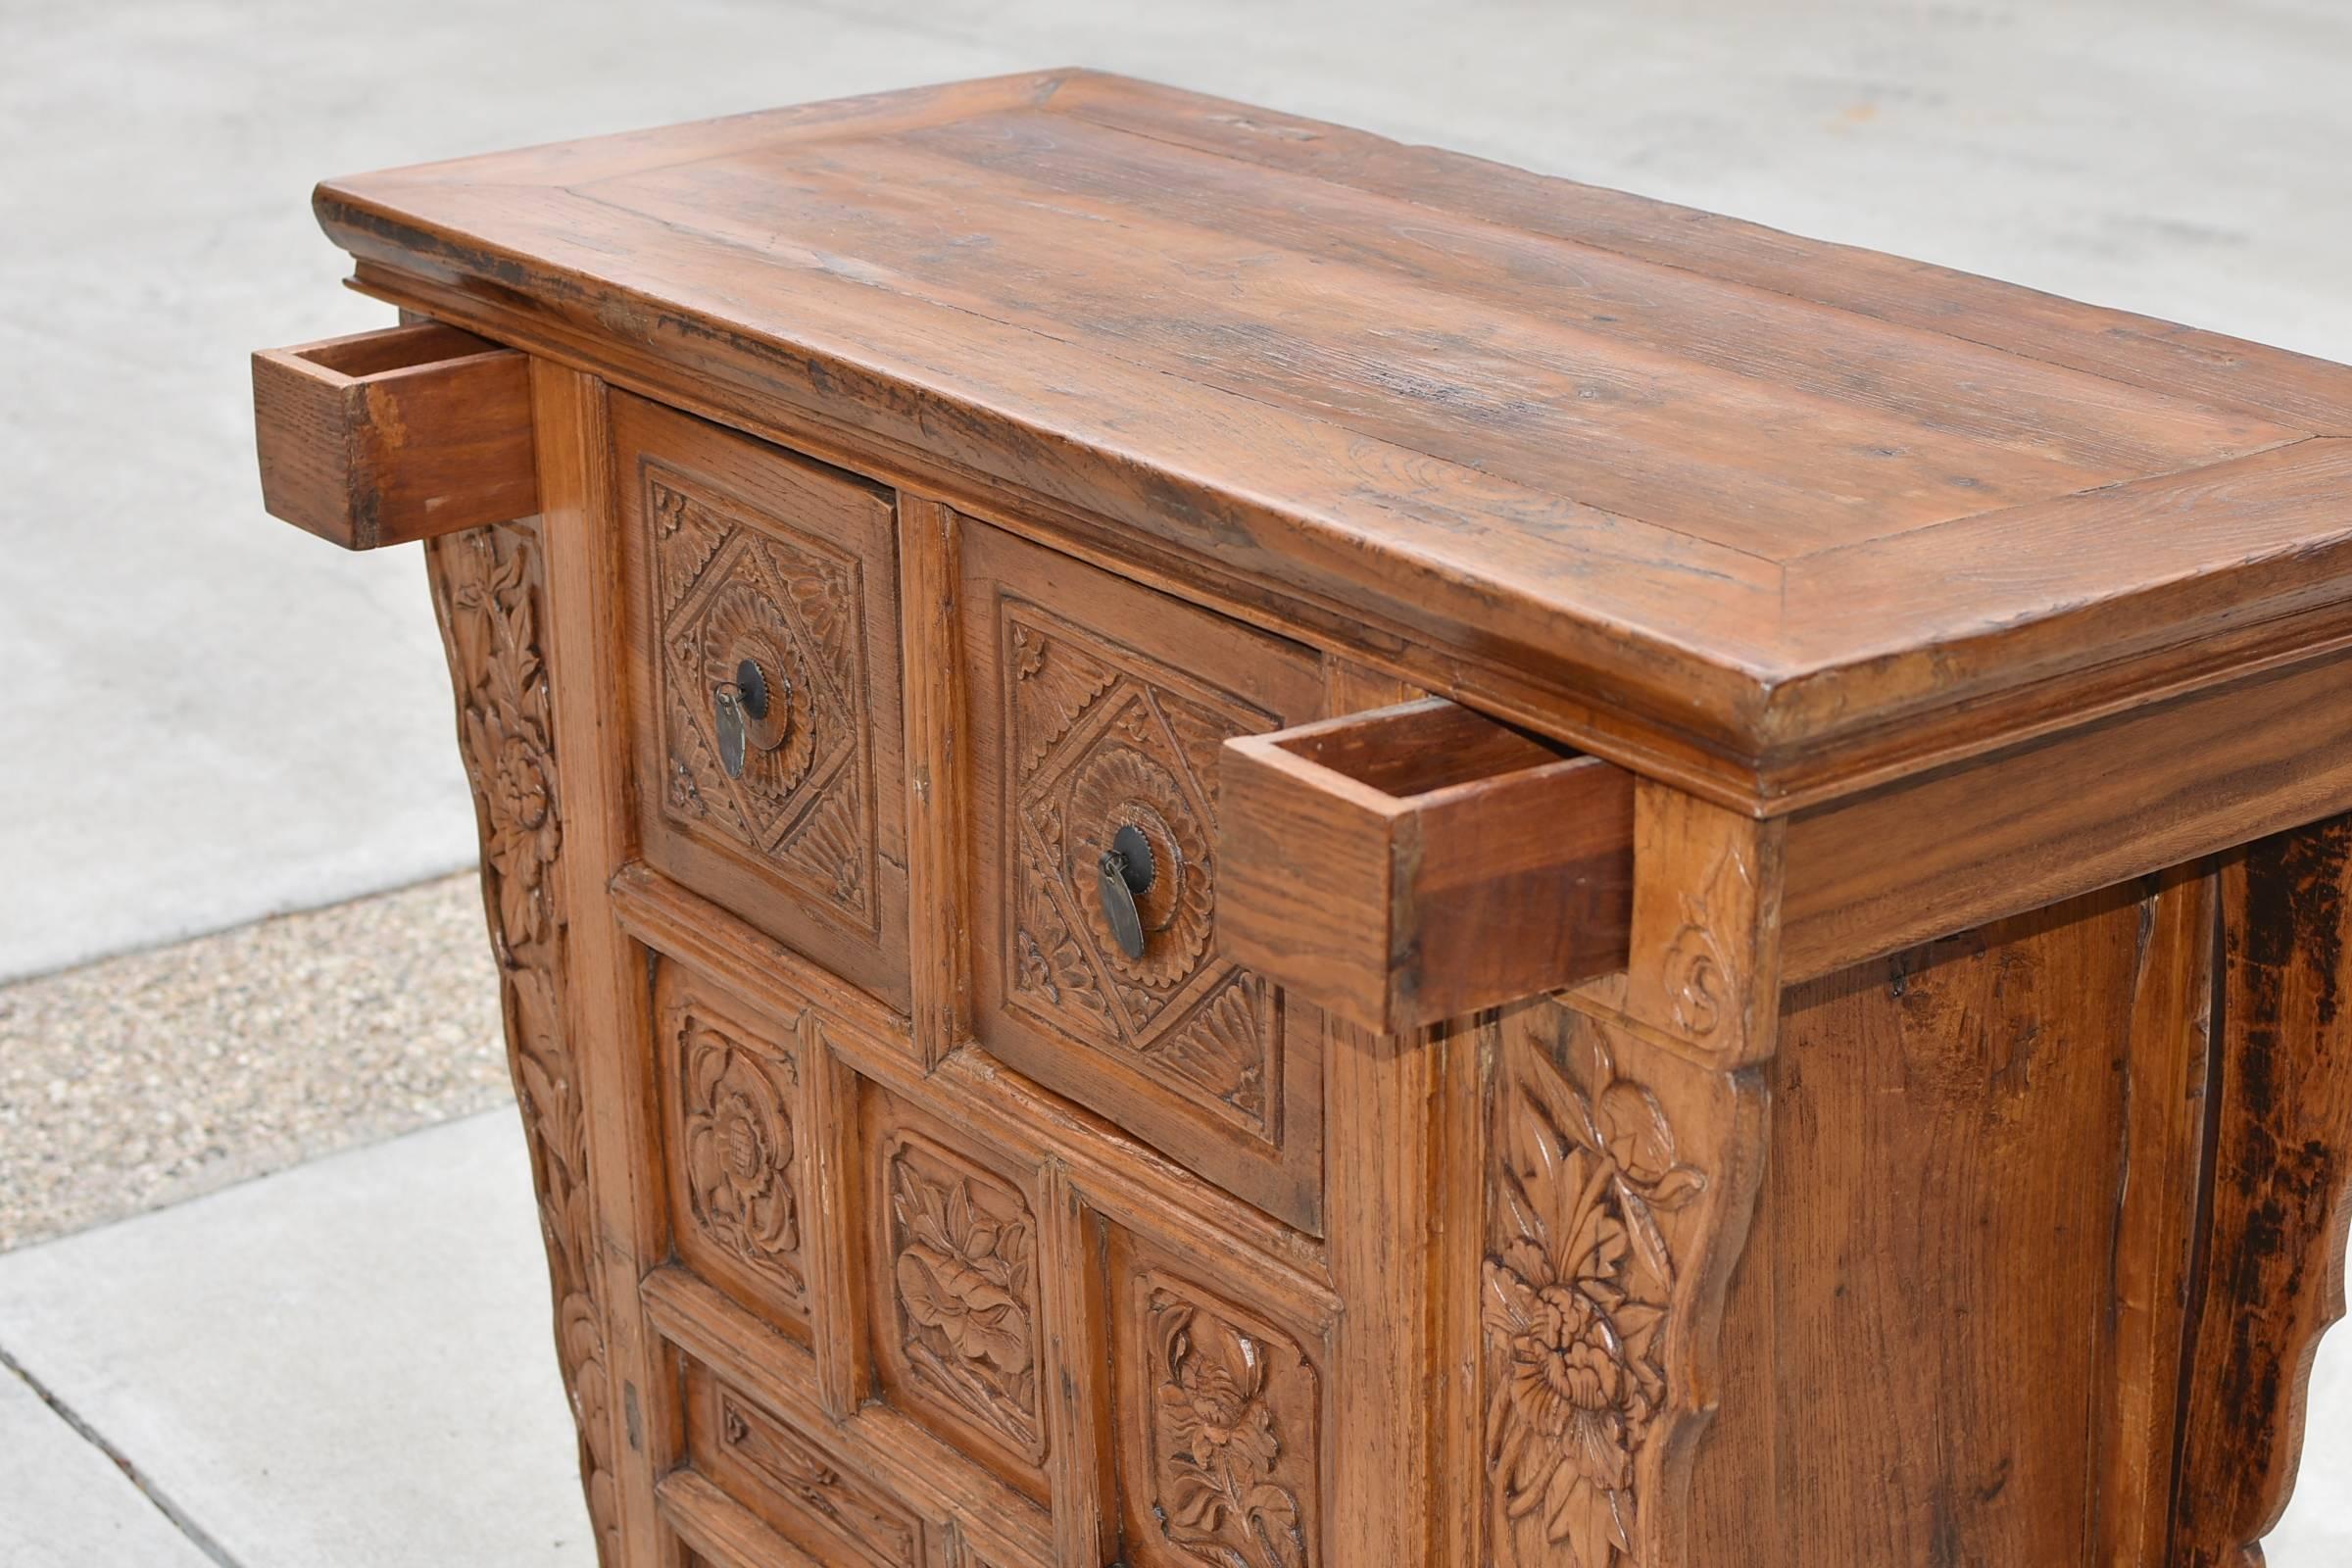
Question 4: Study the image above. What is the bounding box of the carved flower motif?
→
[1484,1036,1706,1568]
[467,706,561,933]
[1150,1298,1305,1568]
[1161,1328,1277,1475]
[683,1029,799,1264]
[441,535,562,955]
[890,1150,1037,1437]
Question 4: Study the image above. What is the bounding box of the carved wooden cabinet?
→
[250,71,2352,1568]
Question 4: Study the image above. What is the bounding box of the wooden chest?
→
[250,71,2352,1567]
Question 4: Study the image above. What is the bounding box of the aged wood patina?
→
[251,69,2352,1567]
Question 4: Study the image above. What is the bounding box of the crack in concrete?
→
[0,1342,245,1568]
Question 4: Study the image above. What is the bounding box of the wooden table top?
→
[315,69,2352,802]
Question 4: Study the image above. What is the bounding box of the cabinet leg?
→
[426,519,627,1558]
[2172,814,2352,1566]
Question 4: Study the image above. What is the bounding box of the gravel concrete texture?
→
[0,1109,591,1567]
[0,872,508,1252]
[0,1361,219,1568]
[7,0,2352,980]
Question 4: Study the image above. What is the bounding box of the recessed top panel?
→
[316,70,2352,795]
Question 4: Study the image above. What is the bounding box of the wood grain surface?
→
[256,70,2352,1567]
[2172,815,2352,1566]
[254,321,535,550]
[309,69,2352,800]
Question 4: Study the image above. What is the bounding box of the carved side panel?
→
[1520,783,1777,1568]
[868,1102,1049,1491]
[1002,600,1280,1143]
[2173,813,2352,1567]
[424,522,621,1558]
[650,466,882,933]
[1112,1247,1323,1568]
[702,1376,922,1568]
[659,966,810,1333]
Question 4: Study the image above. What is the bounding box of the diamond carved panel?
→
[651,467,880,933]
[1001,599,1280,1144]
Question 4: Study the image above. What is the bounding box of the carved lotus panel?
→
[669,995,807,1315]
[880,1130,1045,1464]
[651,470,879,931]
[1123,1267,1321,1568]
[1001,601,1280,1141]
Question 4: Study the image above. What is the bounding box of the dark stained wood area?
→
[2172,814,2352,1567]
[309,70,2352,802]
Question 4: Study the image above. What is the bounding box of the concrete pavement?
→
[0,1111,591,1566]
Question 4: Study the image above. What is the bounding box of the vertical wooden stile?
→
[899,493,972,1071]
[532,361,686,1567]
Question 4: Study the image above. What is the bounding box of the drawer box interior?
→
[251,320,535,550]
[1219,697,1635,1032]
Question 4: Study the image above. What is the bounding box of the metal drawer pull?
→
[1096,823,1156,960]
[713,658,787,779]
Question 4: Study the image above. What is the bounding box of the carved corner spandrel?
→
[424,519,625,1560]
[1507,781,1781,1568]
[1614,782,1786,1070]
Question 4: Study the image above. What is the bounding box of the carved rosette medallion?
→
[424,523,620,1559]
[1484,1021,1709,1568]
[713,1389,919,1568]
[672,1001,806,1309]
[1131,1270,1319,1568]
[1001,601,1279,1140]
[883,1133,1044,1458]
[650,471,879,929]
[1644,825,1760,1053]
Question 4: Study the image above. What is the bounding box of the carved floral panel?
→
[879,1129,1046,1466]
[663,978,808,1320]
[1119,1264,1321,1568]
[1001,599,1281,1142]
[1484,1011,1711,1568]
[710,1384,920,1568]
[650,468,880,932]
[424,523,621,1559]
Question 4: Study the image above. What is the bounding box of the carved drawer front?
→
[859,1082,1051,1506]
[681,1357,943,1568]
[617,391,911,1011]
[961,523,1328,1233]
[656,958,817,1348]
[1103,1223,1329,1568]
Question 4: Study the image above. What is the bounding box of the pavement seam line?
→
[0,1342,247,1568]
